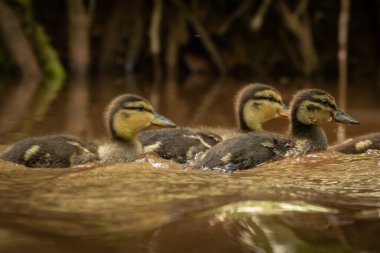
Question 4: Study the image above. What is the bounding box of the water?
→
[0,77,380,252]
[0,152,379,252]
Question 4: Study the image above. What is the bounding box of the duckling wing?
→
[138,128,222,163]
[193,132,293,171]
[0,136,98,168]
[332,132,380,154]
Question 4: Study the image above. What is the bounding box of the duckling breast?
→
[98,140,142,163]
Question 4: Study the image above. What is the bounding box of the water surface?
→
[0,77,380,252]
[0,151,379,252]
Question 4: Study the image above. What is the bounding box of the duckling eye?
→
[136,105,145,111]
[267,95,274,101]
[307,105,319,111]
[320,99,330,106]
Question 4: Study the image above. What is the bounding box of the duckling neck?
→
[239,119,262,132]
[291,120,328,152]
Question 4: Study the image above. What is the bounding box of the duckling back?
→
[193,132,293,171]
[0,136,98,168]
[138,128,222,163]
[332,133,380,154]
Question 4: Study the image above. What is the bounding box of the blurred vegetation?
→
[0,0,379,139]
[0,0,377,84]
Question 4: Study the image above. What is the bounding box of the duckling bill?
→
[0,94,175,168]
[194,89,359,171]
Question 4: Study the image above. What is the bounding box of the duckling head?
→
[291,89,359,127]
[104,94,176,141]
[235,83,288,132]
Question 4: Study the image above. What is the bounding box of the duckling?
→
[0,94,176,168]
[0,135,98,168]
[97,94,176,163]
[193,89,359,171]
[138,83,288,163]
[331,133,380,154]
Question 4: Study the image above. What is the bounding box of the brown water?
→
[0,152,379,253]
[0,77,380,252]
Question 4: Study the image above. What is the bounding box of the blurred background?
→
[0,0,379,143]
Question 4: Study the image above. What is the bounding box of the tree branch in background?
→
[277,0,318,79]
[278,28,303,72]
[217,0,254,35]
[374,0,380,95]
[172,0,226,75]
[250,0,272,31]
[294,0,309,18]
[65,0,93,135]
[163,11,188,122]
[99,1,128,73]
[149,0,163,108]
[166,10,188,82]
[11,0,66,82]
[149,0,162,58]
[337,0,351,142]
[0,0,41,136]
[67,0,92,77]
[125,1,145,74]
[0,0,41,81]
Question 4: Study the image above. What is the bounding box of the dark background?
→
[0,0,379,142]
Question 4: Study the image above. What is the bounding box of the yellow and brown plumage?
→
[193,89,359,171]
[97,94,176,163]
[139,128,222,163]
[138,83,288,163]
[0,94,175,168]
[0,135,98,168]
[235,83,288,132]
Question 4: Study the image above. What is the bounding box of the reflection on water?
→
[0,76,380,252]
[0,152,379,252]
[1,76,380,143]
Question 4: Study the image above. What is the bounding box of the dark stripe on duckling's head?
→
[290,89,358,126]
[107,94,150,116]
[235,83,287,131]
[104,94,149,139]
[291,89,336,126]
[105,94,175,140]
